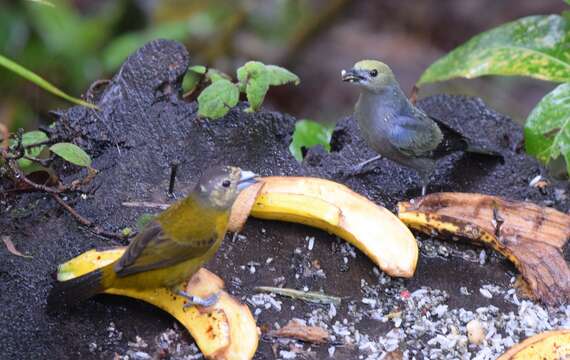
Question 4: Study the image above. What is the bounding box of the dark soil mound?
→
[1,40,567,359]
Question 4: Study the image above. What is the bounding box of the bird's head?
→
[341,60,396,93]
[195,165,258,210]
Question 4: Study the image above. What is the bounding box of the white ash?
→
[247,293,282,311]
[479,288,493,299]
[126,351,151,360]
[340,242,357,259]
[127,336,148,349]
[279,350,297,359]
[306,236,315,250]
[328,346,336,357]
[479,250,487,265]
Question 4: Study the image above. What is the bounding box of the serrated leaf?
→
[524,83,570,175]
[197,79,239,119]
[265,65,300,86]
[418,15,570,85]
[289,119,334,162]
[237,61,270,111]
[50,143,92,167]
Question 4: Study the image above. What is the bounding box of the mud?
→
[1,40,568,359]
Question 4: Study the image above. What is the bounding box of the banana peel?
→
[230,177,418,278]
[398,192,570,306]
[57,248,259,360]
[497,329,570,359]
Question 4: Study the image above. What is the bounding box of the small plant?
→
[2,129,92,175]
[289,119,334,162]
[185,61,300,119]
[418,3,570,176]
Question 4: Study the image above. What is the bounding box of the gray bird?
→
[341,60,502,195]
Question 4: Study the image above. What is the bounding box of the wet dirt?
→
[1,40,568,359]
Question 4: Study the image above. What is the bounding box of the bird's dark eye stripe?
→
[370,69,378,77]
[222,180,231,187]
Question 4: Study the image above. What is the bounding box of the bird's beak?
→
[341,68,365,83]
[237,170,259,191]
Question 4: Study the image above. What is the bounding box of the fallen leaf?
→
[2,236,32,258]
[268,319,330,344]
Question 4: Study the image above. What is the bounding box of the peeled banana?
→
[235,176,418,278]
[57,248,259,360]
[398,192,570,305]
[497,329,570,359]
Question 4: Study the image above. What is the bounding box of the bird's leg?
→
[177,290,220,308]
[347,155,383,175]
[421,185,427,196]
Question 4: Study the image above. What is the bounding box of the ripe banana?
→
[497,329,570,359]
[57,248,259,360]
[233,177,418,278]
[397,192,570,306]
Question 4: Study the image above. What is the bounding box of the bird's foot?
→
[177,290,220,308]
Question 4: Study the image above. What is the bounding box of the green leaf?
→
[418,15,570,85]
[0,54,98,109]
[289,119,334,162]
[15,131,49,174]
[524,83,570,175]
[49,142,92,167]
[197,79,239,119]
[189,65,207,74]
[237,61,270,111]
[206,68,232,83]
[265,65,300,86]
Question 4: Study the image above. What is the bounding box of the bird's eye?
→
[369,69,378,77]
[222,180,231,188]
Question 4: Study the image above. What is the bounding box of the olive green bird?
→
[341,60,502,195]
[48,165,257,309]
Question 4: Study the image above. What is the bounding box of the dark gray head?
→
[341,60,397,93]
[195,165,258,210]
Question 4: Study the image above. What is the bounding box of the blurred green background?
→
[0,0,565,131]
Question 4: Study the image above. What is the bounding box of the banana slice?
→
[497,329,570,359]
[238,177,418,278]
[57,249,259,359]
[398,192,570,305]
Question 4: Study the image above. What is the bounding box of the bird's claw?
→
[177,290,220,309]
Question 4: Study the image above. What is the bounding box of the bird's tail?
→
[466,144,504,160]
[47,266,111,311]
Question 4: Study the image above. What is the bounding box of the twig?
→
[7,158,62,193]
[255,286,342,306]
[168,161,179,197]
[51,193,130,240]
[122,201,169,210]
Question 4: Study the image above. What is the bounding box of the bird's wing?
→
[387,114,443,157]
[114,221,215,277]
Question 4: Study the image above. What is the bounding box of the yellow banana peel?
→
[57,248,259,360]
[231,176,418,278]
[398,192,570,305]
[497,329,570,359]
